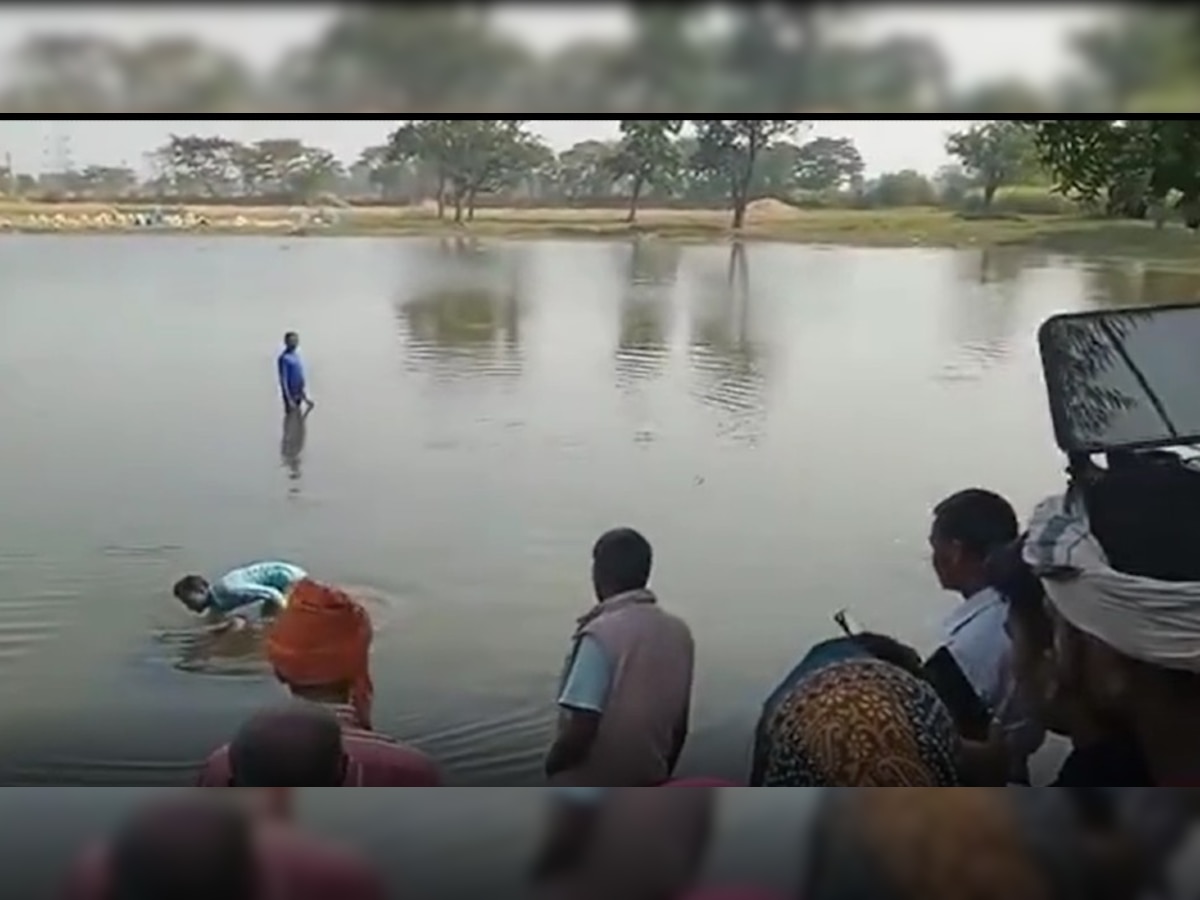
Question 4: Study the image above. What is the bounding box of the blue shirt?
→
[278,350,306,404]
[557,635,614,714]
[207,561,307,615]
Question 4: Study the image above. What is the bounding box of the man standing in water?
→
[278,331,313,415]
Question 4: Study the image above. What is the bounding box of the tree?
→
[865,171,936,208]
[933,164,973,206]
[1031,119,1200,227]
[792,136,864,192]
[944,121,1038,208]
[607,120,683,222]
[689,119,806,228]
[555,140,618,201]
[3,34,125,113]
[282,8,530,112]
[753,142,804,198]
[354,144,416,200]
[154,134,241,196]
[1069,10,1197,108]
[386,119,544,222]
[118,37,254,113]
[77,165,138,197]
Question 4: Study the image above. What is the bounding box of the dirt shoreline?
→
[1,200,1197,258]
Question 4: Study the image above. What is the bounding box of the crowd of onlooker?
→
[54,786,1200,899]
[168,453,1200,791]
[47,396,1200,896]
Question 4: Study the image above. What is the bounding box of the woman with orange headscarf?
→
[196,579,443,786]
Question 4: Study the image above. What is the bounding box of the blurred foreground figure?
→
[197,580,441,785]
[802,789,1100,900]
[531,787,715,900]
[59,792,385,900]
[1025,457,1200,786]
[753,653,961,786]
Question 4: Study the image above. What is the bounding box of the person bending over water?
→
[173,561,307,623]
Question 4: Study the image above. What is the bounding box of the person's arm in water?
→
[545,636,612,779]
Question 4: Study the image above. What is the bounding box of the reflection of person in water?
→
[281,409,307,484]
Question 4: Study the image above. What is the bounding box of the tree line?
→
[1,120,1045,226]
[0,8,1196,116]
[5,118,1197,231]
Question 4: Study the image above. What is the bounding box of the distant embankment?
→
[0,196,1197,259]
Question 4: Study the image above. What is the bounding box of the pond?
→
[0,234,1192,785]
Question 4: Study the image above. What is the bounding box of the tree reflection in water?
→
[394,237,523,382]
[614,239,680,390]
[687,242,769,444]
[937,247,1032,383]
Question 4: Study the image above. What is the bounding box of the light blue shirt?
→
[208,561,307,615]
[940,586,1045,761]
[557,635,614,714]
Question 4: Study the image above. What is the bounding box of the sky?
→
[0,5,1110,177]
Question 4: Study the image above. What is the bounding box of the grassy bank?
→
[1,198,1197,262]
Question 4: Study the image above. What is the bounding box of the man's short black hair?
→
[229,706,345,787]
[932,488,1019,560]
[109,795,256,900]
[592,528,653,594]
[284,331,298,341]
[173,575,207,601]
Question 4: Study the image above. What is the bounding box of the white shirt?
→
[940,586,1045,763]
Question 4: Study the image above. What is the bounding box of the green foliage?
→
[944,121,1039,207]
[792,137,865,192]
[865,171,936,208]
[1032,119,1200,226]
[385,119,549,221]
[689,119,806,226]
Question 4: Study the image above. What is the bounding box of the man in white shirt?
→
[928,488,1045,782]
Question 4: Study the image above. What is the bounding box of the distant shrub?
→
[965,186,1079,216]
[863,171,938,208]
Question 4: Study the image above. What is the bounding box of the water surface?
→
[0,234,1189,785]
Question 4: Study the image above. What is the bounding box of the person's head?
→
[591,527,653,600]
[172,575,211,613]
[283,331,299,352]
[930,488,1019,595]
[229,706,346,788]
[265,579,374,729]
[760,659,961,786]
[108,795,257,900]
[1049,461,1200,725]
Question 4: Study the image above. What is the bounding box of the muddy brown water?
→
[0,235,1190,788]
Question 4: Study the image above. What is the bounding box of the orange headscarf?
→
[266,579,375,730]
